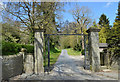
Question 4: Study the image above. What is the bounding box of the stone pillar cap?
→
[33,28,46,32]
[86,27,100,33]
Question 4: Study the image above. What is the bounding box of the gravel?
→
[10,49,118,80]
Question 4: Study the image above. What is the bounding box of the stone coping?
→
[26,53,33,55]
[99,43,108,48]
[2,52,23,59]
[86,28,100,33]
[33,29,46,32]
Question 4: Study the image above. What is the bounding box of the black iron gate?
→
[44,33,88,72]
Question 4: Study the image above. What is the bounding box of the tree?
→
[107,1,120,65]
[4,2,63,44]
[2,19,30,44]
[70,4,91,49]
[2,21,20,43]
[99,14,110,28]
[98,14,110,43]
[59,21,83,51]
[91,20,99,28]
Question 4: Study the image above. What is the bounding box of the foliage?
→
[106,2,120,65]
[98,14,110,43]
[90,20,99,28]
[99,27,109,43]
[2,22,20,43]
[3,2,64,44]
[21,44,34,53]
[66,48,81,56]
[2,20,31,44]
[59,20,88,51]
[81,49,85,55]
[2,41,34,55]
[98,14,110,28]
[73,44,82,51]
[59,36,71,49]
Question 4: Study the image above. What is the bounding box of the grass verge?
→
[66,48,81,56]
[43,47,61,68]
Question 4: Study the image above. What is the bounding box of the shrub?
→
[21,44,34,53]
[81,49,85,55]
[2,41,21,55]
[2,41,34,55]
[73,44,82,51]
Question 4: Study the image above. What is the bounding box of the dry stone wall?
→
[2,53,23,80]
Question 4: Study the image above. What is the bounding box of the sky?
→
[0,1,119,26]
[60,2,118,26]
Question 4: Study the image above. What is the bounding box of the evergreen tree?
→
[98,14,110,43]
[107,2,120,65]
[99,14,110,28]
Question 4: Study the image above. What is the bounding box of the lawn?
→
[66,48,81,56]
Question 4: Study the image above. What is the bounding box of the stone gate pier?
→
[34,29,45,74]
[86,28,101,72]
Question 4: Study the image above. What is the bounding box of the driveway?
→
[44,50,117,80]
[10,49,118,80]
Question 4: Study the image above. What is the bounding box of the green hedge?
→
[2,41,34,55]
[21,45,34,53]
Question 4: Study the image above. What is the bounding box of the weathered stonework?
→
[2,53,23,80]
[87,28,101,72]
[24,53,34,74]
[0,56,2,82]
[34,29,45,74]
[118,57,120,82]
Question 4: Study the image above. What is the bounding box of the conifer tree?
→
[99,14,110,28]
[107,2,120,65]
[98,14,110,43]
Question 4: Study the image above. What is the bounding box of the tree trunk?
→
[82,35,84,49]
[81,29,84,50]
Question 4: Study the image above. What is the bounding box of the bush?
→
[21,44,34,53]
[73,44,82,51]
[2,41,21,55]
[81,49,85,55]
[2,41,34,55]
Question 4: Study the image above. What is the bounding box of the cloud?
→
[105,2,112,7]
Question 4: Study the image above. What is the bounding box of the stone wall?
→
[0,56,2,82]
[23,53,34,74]
[2,53,23,80]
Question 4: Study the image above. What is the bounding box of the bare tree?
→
[3,1,63,43]
[70,4,92,49]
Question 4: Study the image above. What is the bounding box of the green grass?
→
[43,47,61,67]
[66,48,81,56]
[50,51,61,66]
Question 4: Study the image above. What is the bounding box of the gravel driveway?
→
[10,49,118,80]
[43,50,117,80]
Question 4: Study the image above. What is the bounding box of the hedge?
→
[2,41,34,55]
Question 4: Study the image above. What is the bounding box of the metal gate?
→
[44,33,88,72]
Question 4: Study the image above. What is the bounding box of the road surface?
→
[10,49,118,80]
